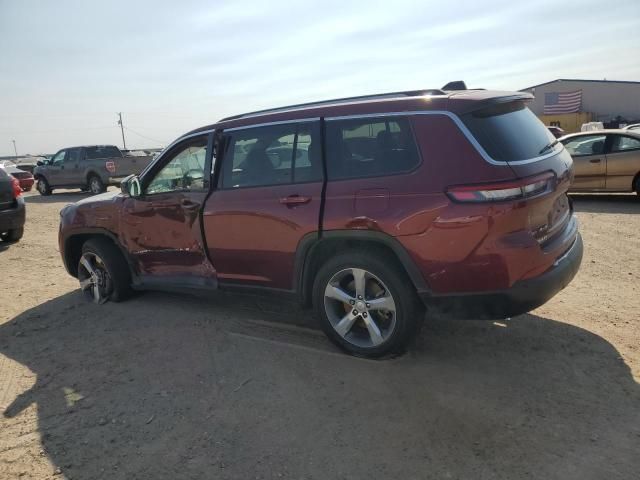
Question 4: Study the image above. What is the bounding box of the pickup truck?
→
[33,145,153,195]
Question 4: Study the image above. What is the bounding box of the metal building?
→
[520,79,640,133]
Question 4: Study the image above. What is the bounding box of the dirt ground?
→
[1,189,639,480]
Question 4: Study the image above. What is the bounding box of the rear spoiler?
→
[456,92,535,116]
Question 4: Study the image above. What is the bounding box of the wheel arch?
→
[296,230,430,307]
[63,228,135,279]
[85,170,103,183]
[632,170,640,192]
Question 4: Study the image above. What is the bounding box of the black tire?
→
[634,175,640,196]
[80,238,132,302]
[36,177,52,196]
[0,227,23,242]
[312,250,424,358]
[88,175,106,194]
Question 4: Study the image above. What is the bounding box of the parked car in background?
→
[581,122,604,132]
[622,123,640,132]
[58,85,582,357]
[547,126,565,138]
[560,130,640,194]
[33,145,153,195]
[0,167,25,242]
[0,161,35,191]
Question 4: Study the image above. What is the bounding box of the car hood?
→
[74,190,121,207]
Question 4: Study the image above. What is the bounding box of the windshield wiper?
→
[538,140,559,155]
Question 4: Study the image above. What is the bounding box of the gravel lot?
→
[1,189,639,479]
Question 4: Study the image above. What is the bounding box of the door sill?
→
[133,275,217,294]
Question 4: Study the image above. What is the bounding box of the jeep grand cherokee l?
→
[58,85,583,357]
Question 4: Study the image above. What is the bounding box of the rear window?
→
[325,117,420,180]
[461,101,556,162]
[85,146,121,160]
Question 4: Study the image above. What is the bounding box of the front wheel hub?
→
[78,252,112,304]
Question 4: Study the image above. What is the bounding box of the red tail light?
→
[10,176,22,198]
[447,172,556,203]
[105,161,116,173]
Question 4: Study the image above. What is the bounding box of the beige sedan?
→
[560,130,640,194]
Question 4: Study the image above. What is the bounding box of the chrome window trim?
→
[325,111,565,166]
[159,107,563,173]
[220,95,449,123]
[223,117,321,132]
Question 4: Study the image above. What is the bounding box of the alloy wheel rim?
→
[323,268,397,348]
[78,252,112,303]
[90,179,100,193]
[37,181,46,193]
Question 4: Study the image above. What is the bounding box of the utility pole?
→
[11,140,18,159]
[117,113,127,150]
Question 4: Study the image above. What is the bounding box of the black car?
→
[0,167,25,242]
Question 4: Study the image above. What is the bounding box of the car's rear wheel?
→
[0,227,23,242]
[312,251,424,358]
[36,177,52,196]
[88,175,106,194]
[78,238,131,303]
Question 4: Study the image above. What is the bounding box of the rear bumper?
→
[423,233,583,319]
[0,197,26,232]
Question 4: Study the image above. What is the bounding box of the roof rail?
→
[219,88,447,122]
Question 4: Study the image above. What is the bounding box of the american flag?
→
[544,90,582,114]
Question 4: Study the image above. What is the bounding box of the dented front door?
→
[120,134,216,283]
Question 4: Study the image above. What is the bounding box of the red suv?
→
[59,85,583,357]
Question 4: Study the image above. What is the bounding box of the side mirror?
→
[36,160,44,166]
[121,174,141,197]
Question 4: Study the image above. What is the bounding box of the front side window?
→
[66,148,80,164]
[51,151,66,166]
[220,122,321,188]
[562,135,606,156]
[145,137,207,195]
[611,135,640,152]
[325,117,420,180]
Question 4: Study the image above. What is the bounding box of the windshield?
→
[461,101,557,162]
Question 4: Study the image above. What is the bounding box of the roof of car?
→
[185,88,533,136]
[59,145,119,150]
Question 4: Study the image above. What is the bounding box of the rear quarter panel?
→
[605,149,640,191]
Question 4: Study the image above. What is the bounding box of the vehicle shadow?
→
[1,291,638,479]
[570,193,640,214]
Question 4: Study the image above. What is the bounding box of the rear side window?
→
[85,146,121,160]
[461,101,556,162]
[611,135,640,152]
[221,122,321,188]
[325,117,420,180]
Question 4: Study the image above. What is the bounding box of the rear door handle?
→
[279,195,312,206]
[589,158,601,163]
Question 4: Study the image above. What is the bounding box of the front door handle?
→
[181,199,200,211]
[279,195,312,206]
[589,158,601,163]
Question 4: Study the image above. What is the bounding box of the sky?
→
[1,0,639,156]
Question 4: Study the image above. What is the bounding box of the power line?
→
[123,126,166,145]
